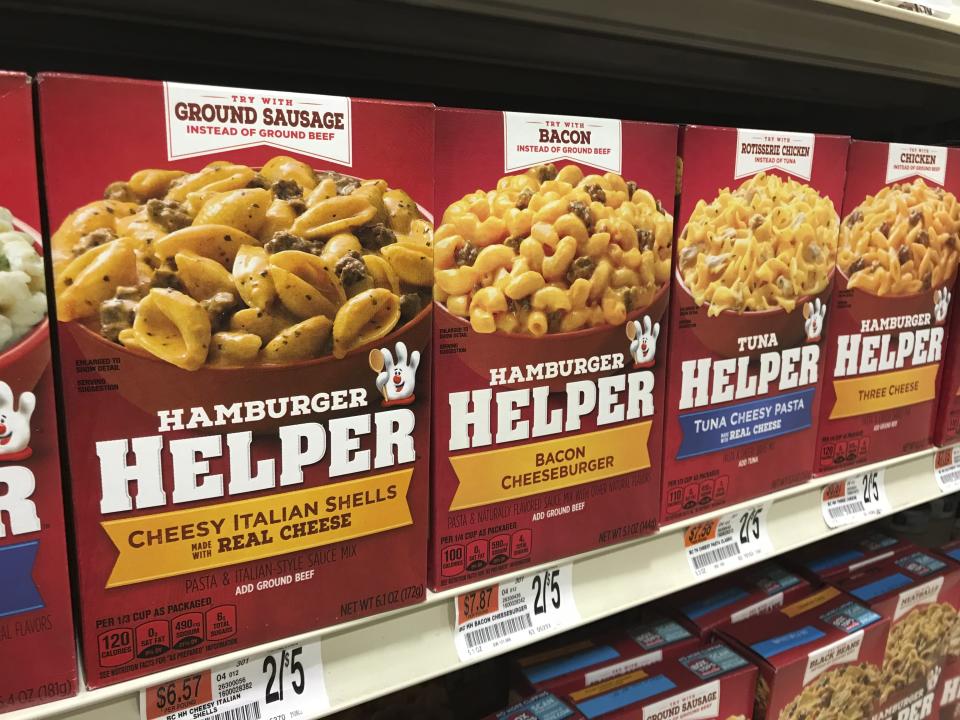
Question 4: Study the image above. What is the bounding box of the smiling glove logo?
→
[370,341,420,406]
[0,382,35,462]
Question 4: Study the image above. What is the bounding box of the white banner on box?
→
[503,111,621,174]
[734,129,815,181]
[886,143,947,185]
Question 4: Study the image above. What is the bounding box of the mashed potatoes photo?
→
[0,207,47,349]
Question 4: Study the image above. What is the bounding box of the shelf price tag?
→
[821,468,890,529]
[453,564,579,661]
[140,639,328,720]
[936,446,960,494]
[684,503,772,579]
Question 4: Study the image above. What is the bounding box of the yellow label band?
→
[102,469,413,587]
[830,364,939,419]
[449,422,651,511]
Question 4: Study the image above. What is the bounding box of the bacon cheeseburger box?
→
[431,108,677,588]
[37,73,433,686]
[832,550,960,719]
[815,141,960,473]
[788,529,917,583]
[0,72,77,712]
[718,586,890,720]
[663,126,849,522]
[935,542,960,718]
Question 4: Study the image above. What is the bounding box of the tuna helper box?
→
[935,541,960,719]
[38,73,433,687]
[662,126,849,522]
[718,586,890,720]
[672,561,811,638]
[558,642,758,720]
[430,108,678,588]
[787,529,917,583]
[815,141,960,473]
[833,550,960,719]
[0,71,77,712]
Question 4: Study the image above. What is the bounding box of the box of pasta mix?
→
[788,529,917,583]
[718,586,890,720]
[38,73,433,687]
[935,268,960,448]
[934,542,960,718]
[0,71,78,712]
[831,550,960,719]
[431,108,677,589]
[815,141,960,472]
[663,126,849,522]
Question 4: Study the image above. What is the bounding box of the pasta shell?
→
[262,315,333,362]
[383,188,422,233]
[133,288,212,371]
[319,233,362,264]
[55,239,138,321]
[193,188,272,236]
[380,243,433,286]
[290,195,377,239]
[50,199,139,272]
[260,156,317,191]
[269,250,345,320]
[209,331,262,365]
[232,245,277,310]
[332,288,400,359]
[128,169,187,200]
[175,251,236,301]
[258,199,298,243]
[228,307,297,343]
[305,178,338,207]
[154,224,259,268]
[165,163,255,203]
[351,180,389,225]
[362,254,401,294]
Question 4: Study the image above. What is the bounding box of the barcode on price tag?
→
[139,639,327,720]
[936,446,960,493]
[821,469,889,529]
[453,565,579,661]
[684,503,772,579]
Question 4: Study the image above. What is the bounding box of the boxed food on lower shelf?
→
[38,73,433,687]
[0,71,78,713]
[673,561,811,638]
[662,125,849,522]
[935,541,960,719]
[482,691,584,720]
[513,611,700,697]
[815,141,960,473]
[558,642,758,719]
[833,550,960,718]
[788,529,917,582]
[430,107,677,589]
[718,586,890,720]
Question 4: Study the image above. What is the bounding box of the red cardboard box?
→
[935,275,960,447]
[834,550,960,719]
[935,542,960,718]
[430,108,677,589]
[559,642,757,719]
[38,73,432,687]
[788,529,917,582]
[663,126,849,522]
[0,71,78,712]
[815,141,960,472]
[718,586,890,720]
[673,561,811,638]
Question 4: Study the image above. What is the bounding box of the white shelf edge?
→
[12,446,947,720]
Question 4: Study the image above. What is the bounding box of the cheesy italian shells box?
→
[431,108,677,589]
[37,73,433,686]
[663,126,849,522]
[815,141,960,473]
[0,71,77,712]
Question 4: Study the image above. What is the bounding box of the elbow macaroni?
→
[678,172,838,316]
[52,157,432,369]
[434,163,672,335]
[839,178,960,296]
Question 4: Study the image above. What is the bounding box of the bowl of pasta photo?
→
[837,179,960,315]
[50,157,432,418]
[675,172,839,358]
[0,207,50,394]
[433,163,673,384]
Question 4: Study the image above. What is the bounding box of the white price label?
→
[683,503,772,579]
[821,469,890,528]
[139,640,327,720]
[453,565,579,661]
[936,446,960,493]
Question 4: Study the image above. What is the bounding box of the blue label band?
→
[751,626,826,659]
[682,586,750,620]
[0,540,43,618]
[575,675,677,718]
[807,549,865,573]
[676,386,815,459]
[851,573,912,601]
[524,645,621,684]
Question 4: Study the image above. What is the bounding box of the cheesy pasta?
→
[839,178,960,295]
[0,206,46,350]
[678,172,838,316]
[434,163,672,335]
[51,157,432,370]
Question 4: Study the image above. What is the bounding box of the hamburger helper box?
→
[934,541,960,718]
[38,73,433,686]
[815,141,960,473]
[672,561,811,638]
[513,611,700,697]
[0,72,78,712]
[431,108,677,588]
[557,642,758,720]
[934,270,960,447]
[482,691,584,720]
[788,529,917,583]
[717,586,890,720]
[662,126,849,522]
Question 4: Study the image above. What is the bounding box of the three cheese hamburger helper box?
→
[0,71,78,712]
[38,73,433,686]
[431,108,677,589]
[663,126,849,522]
[815,141,960,472]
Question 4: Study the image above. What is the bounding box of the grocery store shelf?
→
[14,446,946,720]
